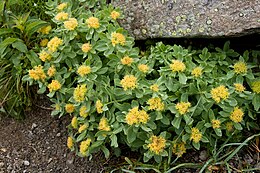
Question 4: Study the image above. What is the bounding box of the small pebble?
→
[199,150,208,161]
[56,133,61,137]
[31,123,37,130]
[23,160,30,166]
[0,162,4,167]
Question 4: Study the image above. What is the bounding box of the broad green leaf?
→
[25,20,48,37]
[12,41,28,53]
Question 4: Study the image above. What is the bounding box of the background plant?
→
[0,0,49,118]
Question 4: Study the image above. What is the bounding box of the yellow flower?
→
[38,25,52,34]
[86,17,100,29]
[233,62,247,74]
[226,122,233,131]
[190,127,202,143]
[211,119,221,129]
[77,65,91,77]
[147,97,164,111]
[81,43,92,53]
[55,12,69,21]
[73,84,87,102]
[111,32,126,46]
[150,84,159,92]
[138,110,149,124]
[98,117,111,131]
[78,124,87,133]
[71,116,77,129]
[47,36,63,52]
[120,75,137,90]
[125,107,150,125]
[79,106,88,118]
[251,81,260,94]
[170,60,186,72]
[172,142,186,157]
[192,67,203,77]
[96,100,103,114]
[147,135,166,155]
[138,64,149,73]
[230,107,244,123]
[175,102,191,115]
[64,18,78,30]
[48,80,62,92]
[121,56,133,66]
[110,11,120,20]
[79,138,91,156]
[47,65,56,77]
[39,51,52,62]
[57,2,67,11]
[65,104,75,113]
[234,83,245,92]
[67,136,73,149]
[211,85,229,103]
[125,107,139,125]
[29,65,46,81]
[40,39,48,47]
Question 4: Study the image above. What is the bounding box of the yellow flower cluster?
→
[47,36,63,52]
[77,65,91,77]
[39,51,52,62]
[78,124,87,133]
[29,65,46,81]
[172,142,186,157]
[110,11,120,20]
[251,81,260,94]
[138,64,149,73]
[170,60,186,72]
[125,107,150,125]
[234,83,245,92]
[40,39,48,47]
[79,106,88,118]
[147,135,166,155]
[48,80,62,92]
[150,84,159,92]
[175,102,191,115]
[147,97,164,111]
[111,32,126,46]
[81,43,92,53]
[38,25,51,34]
[86,17,100,29]
[64,18,78,30]
[47,66,56,77]
[80,138,91,156]
[67,136,73,149]
[98,117,111,131]
[230,107,244,123]
[65,104,75,113]
[71,116,77,129]
[55,12,69,21]
[121,56,133,66]
[233,62,247,74]
[120,75,137,90]
[73,84,87,102]
[211,85,229,103]
[96,100,103,114]
[226,122,233,131]
[192,67,203,77]
[190,127,202,143]
[57,3,67,11]
[211,119,221,129]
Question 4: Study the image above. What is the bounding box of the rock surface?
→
[112,0,260,40]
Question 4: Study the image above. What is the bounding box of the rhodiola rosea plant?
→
[24,0,260,163]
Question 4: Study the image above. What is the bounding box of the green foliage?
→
[0,2,49,118]
[1,0,50,21]
[24,0,260,165]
